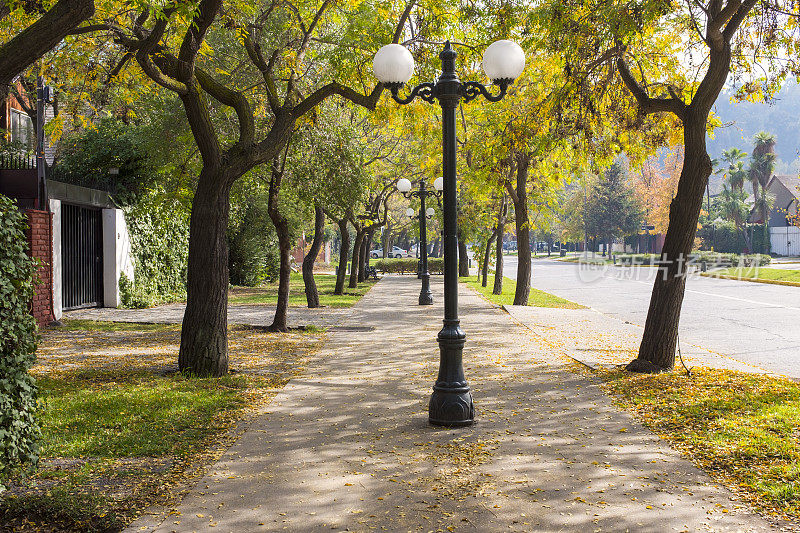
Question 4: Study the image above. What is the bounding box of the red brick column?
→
[24,209,55,327]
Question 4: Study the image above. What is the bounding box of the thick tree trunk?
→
[629,113,714,372]
[267,164,291,333]
[624,25,736,373]
[303,203,325,308]
[481,230,496,287]
[512,161,531,306]
[349,229,364,289]
[334,218,349,295]
[0,0,94,88]
[458,233,470,277]
[179,171,232,377]
[493,220,505,295]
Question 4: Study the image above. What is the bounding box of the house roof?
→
[768,174,800,200]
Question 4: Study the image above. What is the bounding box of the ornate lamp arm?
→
[461,79,511,104]
[387,82,437,105]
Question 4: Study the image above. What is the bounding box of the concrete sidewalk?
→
[127,276,785,532]
[66,302,352,330]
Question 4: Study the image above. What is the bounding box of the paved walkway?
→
[127,276,786,532]
[66,302,353,330]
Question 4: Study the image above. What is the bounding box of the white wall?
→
[102,209,134,307]
[770,226,800,257]
[49,199,62,320]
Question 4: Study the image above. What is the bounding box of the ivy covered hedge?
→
[0,194,40,487]
[120,193,190,308]
[373,257,444,274]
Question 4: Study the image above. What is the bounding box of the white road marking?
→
[584,267,800,312]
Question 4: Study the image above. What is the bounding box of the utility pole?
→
[35,76,50,211]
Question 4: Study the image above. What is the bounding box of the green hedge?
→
[0,194,40,487]
[373,257,444,274]
[696,221,770,254]
[120,193,189,308]
[615,252,771,267]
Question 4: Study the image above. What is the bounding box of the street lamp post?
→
[398,177,443,305]
[373,40,525,426]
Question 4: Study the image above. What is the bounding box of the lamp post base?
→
[429,325,474,426]
[418,272,433,305]
[429,388,474,426]
[419,290,433,305]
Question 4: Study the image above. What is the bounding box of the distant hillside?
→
[706,81,800,193]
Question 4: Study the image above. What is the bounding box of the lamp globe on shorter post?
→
[375,39,524,427]
[397,178,439,304]
[426,207,435,218]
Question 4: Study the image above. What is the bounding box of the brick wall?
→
[24,209,54,326]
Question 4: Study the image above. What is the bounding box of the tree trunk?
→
[334,218,349,295]
[630,112,714,372]
[458,232,470,277]
[267,162,291,333]
[179,171,232,377]
[349,228,364,289]
[512,161,531,306]
[481,229,496,287]
[303,203,325,308]
[493,220,505,295]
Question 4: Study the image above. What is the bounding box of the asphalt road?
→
[502,254,800,378]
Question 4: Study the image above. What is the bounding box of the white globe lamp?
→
[482,40,525,83]
[373,44,415,86]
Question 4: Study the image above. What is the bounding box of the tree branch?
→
[393,1,416,44]
[707,0,742,37]
[723,0,758,42]
[243,32,280,112]
[176,0,223,82]
[0,0,94,88]
[195,67,255,145]
[617,55,686,119]
[293,82,382,118]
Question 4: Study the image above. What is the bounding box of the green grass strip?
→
[703,267,800,287]
[463,275,584,309]
[604,368,800,522]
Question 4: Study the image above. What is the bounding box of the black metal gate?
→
[62,204,104,309]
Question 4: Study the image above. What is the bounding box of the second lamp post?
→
[398,177,442,305]
[374,39,525,426]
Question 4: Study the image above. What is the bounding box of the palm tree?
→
[748,132,776,252]
[720,147,748,191]
[719,184,753,253]
[749,132,776,197]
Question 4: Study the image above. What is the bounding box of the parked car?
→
[391,246,410,258]
[371,246,410,258]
